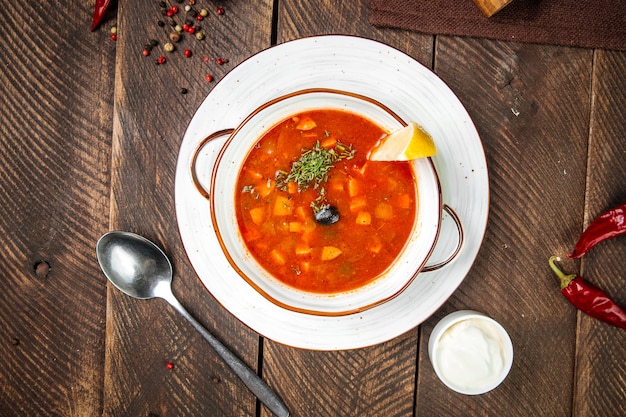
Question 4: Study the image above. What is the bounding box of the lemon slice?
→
[368,122,437,161]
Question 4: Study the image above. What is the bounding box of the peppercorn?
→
[205,74,213,82]
[217,58,228,65]
[175,24,183,32]
[216,7,225,15]
[164,42,175,52]
[196,14,203,21]
[169,32,181,42]
[111,26,117,34]
[159,1,166,7]
[180,88,188,94]
[157,20,165,27]
[110,34,117,41]
[184,49,192,58]
[199,8,208,16]
[195,31,205,40]
[142,49,150,56]
[150,39,159,47]
[157,56,166,64]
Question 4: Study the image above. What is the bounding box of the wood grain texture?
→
[0,0,115,415]
[415,38,592,416]
[262,332,418,417]
[263,1,435,416]
[573,49,626,417]
[1,0,625,416]
[103,0,274,416]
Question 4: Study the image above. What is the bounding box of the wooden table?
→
[2,0,625,416]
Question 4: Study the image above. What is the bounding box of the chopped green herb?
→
[276,140,355,191]
[275,140,355,214]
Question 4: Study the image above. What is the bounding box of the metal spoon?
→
[96,231,290,417]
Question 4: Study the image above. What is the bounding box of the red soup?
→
[235,109,417,294]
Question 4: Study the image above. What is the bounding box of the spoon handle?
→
[159,287,290,417]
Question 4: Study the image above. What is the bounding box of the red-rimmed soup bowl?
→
[192,89,461,316]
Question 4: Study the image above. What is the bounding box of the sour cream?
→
[428,311,513,395]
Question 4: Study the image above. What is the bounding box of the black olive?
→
[314,206,340,225]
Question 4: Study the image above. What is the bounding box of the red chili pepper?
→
[90,0,112,32]
[549,257,626,329]
[568,202,626,259]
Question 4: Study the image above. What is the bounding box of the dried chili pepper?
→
[90,0,112,32]
[548,256,626,329]
[568,202,626,259]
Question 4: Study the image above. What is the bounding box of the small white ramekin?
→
[428,310,513,395]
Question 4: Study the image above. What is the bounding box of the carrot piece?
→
[321,246,343,261]
[273,195,294,216]
[286,181,299,194]
[289,221,304,233]
[349,196,367,212]
[246,170,264,181]
[328,179,344,192]
[355,211,372,225]
[396,193,411,209]
[300,261,311,273]
[296,117,317,131]
[374,202,393,220]
[256,179,275,198]
[270,249,286,265]
[295,241,312,255]
[295,206,308,220]
[248,206,265,225]
[368,237,383,254]
[320,136,337,149]
[348,177,360,197]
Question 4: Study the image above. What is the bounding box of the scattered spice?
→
[275,140,355,214]
[118,0,229,86]
[166,361,175,369]
[34,261,51,279]
[164,42,175,52]
[180,88,188,94]
[169,31,181,42]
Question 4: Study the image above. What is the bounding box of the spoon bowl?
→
[96,231,289,417]
[96,231,172,299]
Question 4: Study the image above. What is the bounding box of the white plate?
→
[175,35,489,350]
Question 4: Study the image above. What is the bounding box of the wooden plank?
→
[103,0,274,415]
[573,49,626,417]
[261,1,435,416]
[415,38,592,416]
[0,1,116,415]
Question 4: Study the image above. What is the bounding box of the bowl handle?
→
[190,129,234,200]
[422,205,464,272]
